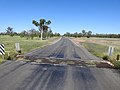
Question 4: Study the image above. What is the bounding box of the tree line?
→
[64,30,120,38]
[0,27,60,39]
[1,28,120,39]
[0,19,61,40]
[1,18,120,39]
[64,30,92,38]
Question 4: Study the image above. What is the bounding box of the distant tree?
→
[87,31,92,38]
[42,26,49,39]
[32,19,51,40]
[64,32,82,37]
[20,30,27,38]
[6,27,14,36]
[47,29,53,38]
[20,29,40,39]
[28,29,36,39]
[82,30,86,36]
[65,32,71,37]
[63,31,120,38]
[32,19,44,40]
[78,33,82,37]
[88,31,92,35]
[14,32,18,36]
[43,20,51,39]
[54,33,61,37]
[73,32,78,38]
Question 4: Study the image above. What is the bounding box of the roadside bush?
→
[4,52,17,60]
[0,56,6,64]
[102,55,109,60]
[112,61,120,69]
[7,56,12,60]
[116,54,120,60]
[0,58,2,64]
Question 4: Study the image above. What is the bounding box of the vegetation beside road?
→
[82,42,108,58]
[0,35,59,60]
[73,37,120,59]
[72,37,120,68]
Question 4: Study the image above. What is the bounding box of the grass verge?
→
[79,37,120,68]
[81,42,108,58]
[0,35,59,60]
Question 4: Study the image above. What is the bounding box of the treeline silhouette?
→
[0,27,60,40]
[64,30,120,38]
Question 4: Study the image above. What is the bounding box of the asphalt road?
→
[0,37,120,90]
[25,37,99,61]
[0,61,120,90]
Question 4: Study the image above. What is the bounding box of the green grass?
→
[78,37,120,68]
[0,35,59,60]
[0,55,6,63]
[110,60,120,69]
[0,58,2,63]
[80,37,120,60]
[82,42,108,58]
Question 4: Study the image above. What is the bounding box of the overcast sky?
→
[0,0,120,34]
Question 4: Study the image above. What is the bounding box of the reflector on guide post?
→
[0,44,5,61]
[15,43,20,51]
[0,44,5,55]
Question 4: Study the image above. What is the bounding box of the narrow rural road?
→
[0,37,120,90]
[25,37,99,61]
[0,61,120,90]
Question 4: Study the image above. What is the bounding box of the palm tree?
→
[32,19,51,40]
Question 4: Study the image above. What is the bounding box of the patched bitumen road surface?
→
[25,37,99,60]
[0,37,120,90]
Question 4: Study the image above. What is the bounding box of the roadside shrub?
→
[7,56,12,60]
[87,36,90,38]
[4,52,17,60]
[0,56,6,64]
[0,58,2,64]
[116,54,120,60]
[102,55,109,60]
[18,50,22,54]
[112,61,120,69]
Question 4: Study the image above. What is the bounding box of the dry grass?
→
[0,35,59,60]
[71,37,120,60]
